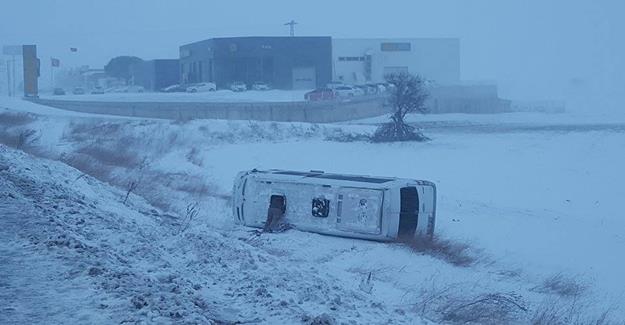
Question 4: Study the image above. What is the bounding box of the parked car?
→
[334,85,363,97]
[355,85,372,95]
[91,86,105,94]
[107,85,144,93]
[363,84,380,95]
[125,85,145,93]
[160,84,187,93]
[230,81,247,92]
[52,88,66,95]
[375,83,388,93]
[304,88,336,101]
[186,82,216,93]
[251,82,271,91]
[72,87,85,95]
[326,81,345,90]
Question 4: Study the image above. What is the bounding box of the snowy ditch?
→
[1,104,624,324]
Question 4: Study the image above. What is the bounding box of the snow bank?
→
[2,97,624,323]
[39,89,310,103]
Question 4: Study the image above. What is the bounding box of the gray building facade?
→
[179,37,332,90]
[131,59,180,91]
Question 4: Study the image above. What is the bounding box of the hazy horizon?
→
[1,0,624,111]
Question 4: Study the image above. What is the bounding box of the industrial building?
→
[131,59,180,91]
[176,35,510,114]
[331,38,460,85]
[179,37,332,90]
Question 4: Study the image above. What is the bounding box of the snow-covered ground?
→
[1,96,624,324]
[39,89,311,103]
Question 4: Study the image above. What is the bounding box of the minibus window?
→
[312,198,330,218]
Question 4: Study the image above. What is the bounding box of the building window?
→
[381,42,411,52]
[338,56,365,62]
[312,197,330,218]
[180,49,191,58]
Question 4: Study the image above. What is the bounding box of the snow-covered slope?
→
[1,97,624,324]
[0,145,438,324]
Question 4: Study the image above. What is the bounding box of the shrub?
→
[439,292,527,324]
[531,298,616,325]
[60,153,113,180]
[0,128,40,150]
[403,235,479,267]
[324,129,371,142]
[414,278,527,324]
[75,144,141,168]
[0,112,36,126]
[371,122,429,143]
[531,273,586,298]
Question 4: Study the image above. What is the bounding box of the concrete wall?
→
[428,84,512,114]
[30,97,390,123]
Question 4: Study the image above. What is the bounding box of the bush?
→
[531,273,586,298]
[75,144,141,168]
[403,235,479,267]
[414,278,527,324]
[0,112,36,127]
[0,128,40,150]
[531,298,616,325]
[60,153,113,180]
[439,292,527,324]
[371,122,429,143]
[324,129,371,142]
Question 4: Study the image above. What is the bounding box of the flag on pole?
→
[51,58,60,67]
[70,47,78,52]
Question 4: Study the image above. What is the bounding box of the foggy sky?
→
[1,0,624,108]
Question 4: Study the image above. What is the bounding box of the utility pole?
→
[284,20,298,37]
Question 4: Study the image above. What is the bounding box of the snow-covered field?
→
[1,96,624,324]
[39,89,311,103]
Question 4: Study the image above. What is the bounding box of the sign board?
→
[380,42,412,52]
[2,45,23,55]
[22,45,39,97]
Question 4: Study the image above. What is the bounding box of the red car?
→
[304,88,336,101]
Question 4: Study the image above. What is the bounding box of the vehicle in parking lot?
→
[375,83,388,93]
[326,81,345,90]
[362,84,379,95]
[334,85,363,97]
[304,88,336,101]
[186,82,217,93]
[230,81,247,92]
[108,85,145,93]
[91,86,105,94]
[251,82,271,91]
[160,84,188,93]
[72,87,85,95]
[125,85,145,93]
[52,88,66,95]
[355,85,373,95]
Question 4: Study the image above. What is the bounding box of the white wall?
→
[332,38,460,85]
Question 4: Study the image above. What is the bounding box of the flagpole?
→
[50,57,54,90]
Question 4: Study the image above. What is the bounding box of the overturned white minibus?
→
[232,169,436,241]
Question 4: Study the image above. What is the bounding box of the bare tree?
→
[372,72,429,142]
